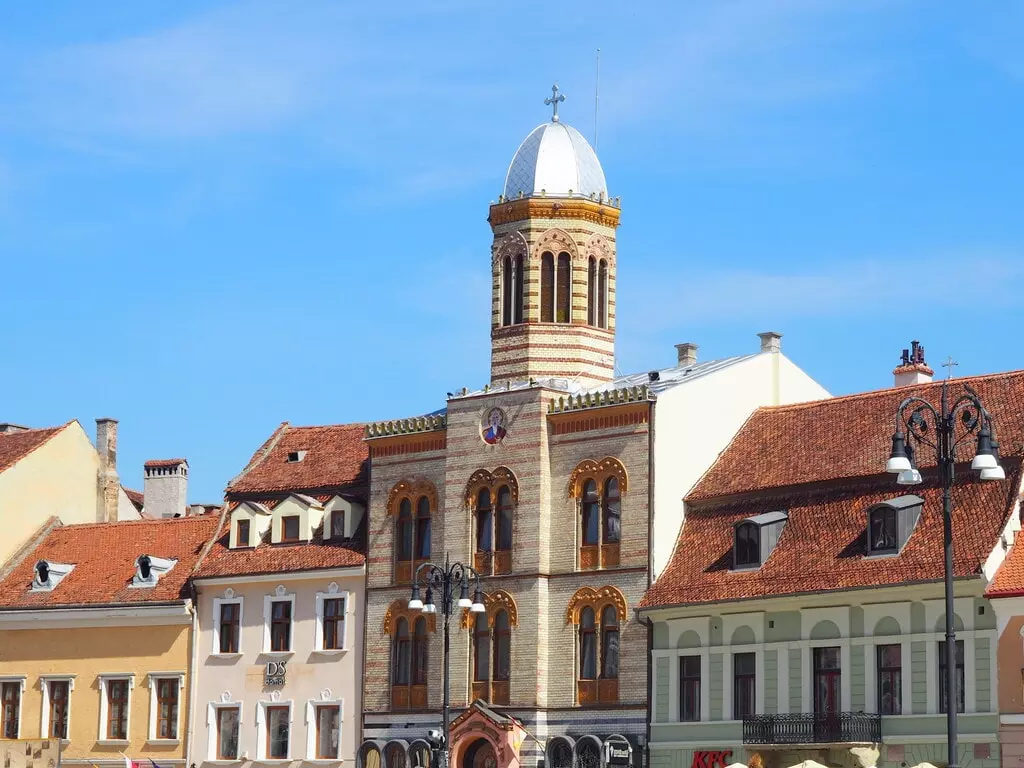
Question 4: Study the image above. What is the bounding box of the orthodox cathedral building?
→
[356,89,830,768]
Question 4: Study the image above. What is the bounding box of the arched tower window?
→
[600,605,620,680]
[501,256,513,326]
[570,458,628,570]
[393,618,410,687]
[587,257,597,326]
[556,252,571,323]
[598,259,608,329]
[567,586,626,704]
[494,609,511,687]
[466,469,518,576]
[412,617,429,685]
[603,477,621,546]
[385,601,435,710]
[473,612,490,687]
[513,254,525,324]
[396,500,413,579]
[475,488,492,556]
[541,252,554,322]
[388,482,437,584]
[580,607,597,681]
[465,591,517,705]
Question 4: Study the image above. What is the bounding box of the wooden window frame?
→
[1,681,20,739]
[314,704,341,760]
[541,252,554,322]
[281,515,301,543]
[236,519,251,548]
[270,599,293,652]
[330,509,346,539]
[474,487,513,576]
[394,496,432,584]
[556,252,571,323]
[47,680,69,740]
[265,705,290,760]
[106,678,130,740]
[877,643,902,715]
[579,476,621,570]
[219,601,241,654]
[322,597,345,650]
[215,706,240,760]
[155,678,179,740]
[390,615,429,711]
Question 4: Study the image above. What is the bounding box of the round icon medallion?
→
[481,407,507,445]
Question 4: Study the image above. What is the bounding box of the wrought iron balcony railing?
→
[742,713,882,745]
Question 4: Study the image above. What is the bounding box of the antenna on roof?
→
[594,48,601,149]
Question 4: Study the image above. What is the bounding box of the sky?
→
[1,1,1022,502]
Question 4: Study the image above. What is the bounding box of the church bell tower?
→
[488,85,621,387]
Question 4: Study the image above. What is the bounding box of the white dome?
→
[503,121,607,200]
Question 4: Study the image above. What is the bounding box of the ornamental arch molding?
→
[383,599,437,635]
[464,467,519,509]
[492,231,529,268]
[386,480,439,516]
[584,233,615,266]
[460,588,520,629]
[568,457,629,498]
[566,585,628,625]
[534,228,579,261]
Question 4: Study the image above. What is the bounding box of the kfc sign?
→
[691,751,732,768]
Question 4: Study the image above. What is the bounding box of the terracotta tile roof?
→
[0,516,220,609]
[690,370,1024,501]
[642,468,1021,609]
[145,458,187,468]
[0,423,70,473]
[986,533,1024,598]
[227,422,368,496]
[195,521,365,579]
[122,487,145,512]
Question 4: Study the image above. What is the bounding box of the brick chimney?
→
[675,343,698,367]
[95,418,120,523]
[144,459,189,518]
[893,340,933,386]
[758,331,782,353]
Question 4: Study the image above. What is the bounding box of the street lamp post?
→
[408,556,486,768]
[885,374,1005,768]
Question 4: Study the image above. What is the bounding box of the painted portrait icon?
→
[482,408,507,445]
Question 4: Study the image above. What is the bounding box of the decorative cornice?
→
[464,467,520,508]
[365,415,447,439]
[460,589,519,629]
[548,385,652,414]
[386,480,439,516]
[566,585,628,625]
[568,457,629,498]
[383,599,436,635]
[489,198,622,228]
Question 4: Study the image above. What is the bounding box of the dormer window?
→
[733,511,788,570]
[236,519,251,548]
[866,495,923,556]
[31,560,74,592]
[286,450,307,463]
[281,516,300,543]
[131,555,177,588]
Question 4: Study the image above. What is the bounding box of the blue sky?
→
[1,1,1021,502]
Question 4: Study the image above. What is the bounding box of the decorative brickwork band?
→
[534,228,579,260]
[386,479,439,516]
[566,585,628,625]
[463,467,519,508]
[460,589,519,629]
[568,457,628,498]
[383,599,437,635]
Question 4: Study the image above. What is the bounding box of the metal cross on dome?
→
[544,83,565,122]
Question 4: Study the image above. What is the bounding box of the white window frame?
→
[146,672,185,743]
[256,699,294,761]
[264,588,296,654]
[39,675,75,740]
[212,595,244,656]
[314,585,350,653]
[97,673,134,743]
[0,676,27,739]
[305,696,344,761]
[207,699,243,762]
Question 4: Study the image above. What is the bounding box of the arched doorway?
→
[462,738,498,768]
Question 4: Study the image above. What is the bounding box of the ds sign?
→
[265,661,287,686]
[691,751,732,768]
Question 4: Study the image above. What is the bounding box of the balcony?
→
[742,713,881,745]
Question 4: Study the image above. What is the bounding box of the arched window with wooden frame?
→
[513,254,525,324]
[556,252,572,323]
[465,469,518,576]
[597,259,608,328]
[569,458,628,570]
[384,601,436,710]
[464,590,517,705]
[387,481,438,584]
[567,586,627,704]
[587,256,597,326]
[501,255,513,326]
[541,252,554,322]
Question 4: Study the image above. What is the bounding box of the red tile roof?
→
[145,458,187,468]
[986,532,1024,598]
[690,370,1024,501]
[0,423,70,473]
[226,422,368,496]
[195,520,365,579]
[122,487,145,512]
[642,469,1021,609]
[0,516,220,609]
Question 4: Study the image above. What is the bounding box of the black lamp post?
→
[408,556,486,768]
[886,375,1004,768]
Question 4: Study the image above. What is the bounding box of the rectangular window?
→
[939,640,965,714]
[236,519,251,547]
[679,655,701,722]
[733,652,756,719]
[315,705,340,760]
[323,597,346,650]
[330,510,345,539]
[106,679,129,740]
[271,600,292,652]
[48,680,69,739]
[1,682,20,739]
[877,644,902,715]
[216,707,240,760]
[156,679,179,740]
[813,646,841,716]
[266,706,290,760]
[219,602,240,654]
[282,516,300,542]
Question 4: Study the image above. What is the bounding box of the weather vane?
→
[544,83,565,123]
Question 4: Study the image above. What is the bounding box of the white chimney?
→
[893,340,933,386]
[758,331,782,353]
[675,342,698,367]
[95,418,120,523]
[144,459,189,518]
